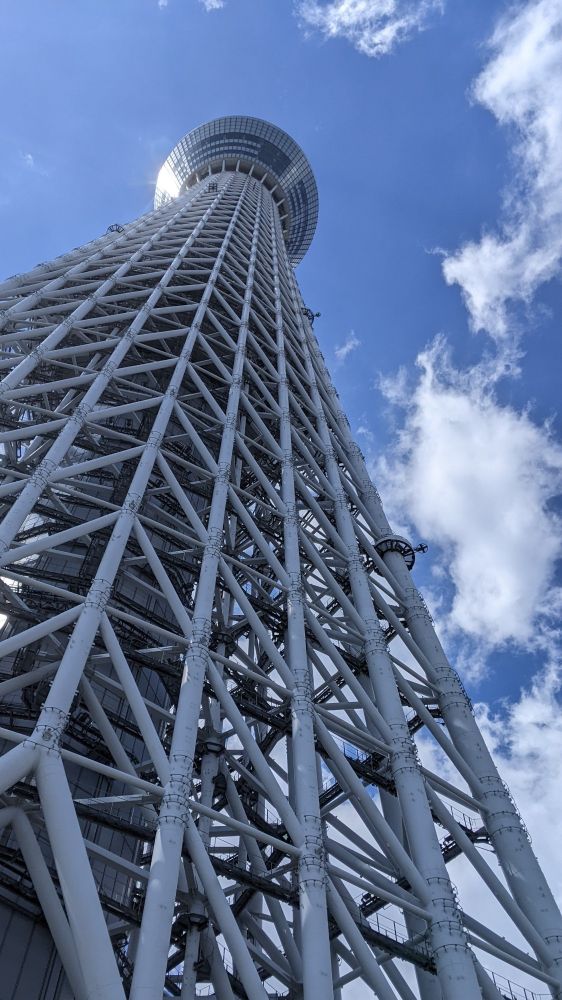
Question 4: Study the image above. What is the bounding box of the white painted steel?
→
[0,119,559,1000]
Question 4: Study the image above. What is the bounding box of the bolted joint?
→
[302,813,324,846]
[287,570,304,602]
[401,582,432,623]
[121,491,143,514]
[292,663,313,695]
[205,526,224,558]
[363,630,387,658]
[32,705,69,753]
[284,500,298,523]
[298,874,328,894]
[191,615,212,646]
[346,548,365,577]
[215,461,231,485]
[349,441,364,463]
[333,489,349,513]
[360,474,383,506]
[71,401,94,425]
[84,577,113,609]
[147,429,164,449]
[30,458,57,489]
[389,732,420,770]
[101,361,118,379]
[478,775,531,841]
[161,758,192,824]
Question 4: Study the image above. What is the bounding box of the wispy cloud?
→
[356,423,374,446]
[443,0,562,339]
[334,331,361,362]
[297,0,444,58]
[19,151,48,177]
[159,0,224,8]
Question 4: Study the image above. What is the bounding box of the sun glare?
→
[156,160,181,200]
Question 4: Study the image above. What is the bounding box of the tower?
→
[0,114,559,1000]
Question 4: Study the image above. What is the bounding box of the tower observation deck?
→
[0,116,560,1000]
[155,116,318,265]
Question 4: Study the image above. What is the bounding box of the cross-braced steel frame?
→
[0,118,560,1000]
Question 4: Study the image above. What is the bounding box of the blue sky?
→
[2,0,562,908]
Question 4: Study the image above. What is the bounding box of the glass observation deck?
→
[155,115,318,265]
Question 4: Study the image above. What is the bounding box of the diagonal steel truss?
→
[0,158,561,1000]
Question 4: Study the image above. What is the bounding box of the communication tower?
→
[0,117,559,1000]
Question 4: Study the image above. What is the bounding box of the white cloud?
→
[375,2,562,657]
[297,0,444,58]
[376,337,562,647]
[476,653,562,907]
[356,424,374,446]
[158,0,168,8]
[19,151,48,177]
[443,0,562,339]
[335,331,361,362]
[415,647,562,991]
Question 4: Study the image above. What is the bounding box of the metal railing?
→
[486,969,550,1000]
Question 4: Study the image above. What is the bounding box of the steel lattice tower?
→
[0,116,560,1000]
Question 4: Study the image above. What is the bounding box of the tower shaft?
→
[0,118,560,1000]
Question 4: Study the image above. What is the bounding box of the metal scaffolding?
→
[0,116,560,1000]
